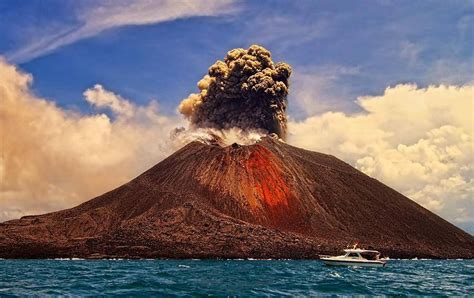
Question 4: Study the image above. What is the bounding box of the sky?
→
[0,0,473,233]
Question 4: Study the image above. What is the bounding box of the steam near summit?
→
[179,45,291,140]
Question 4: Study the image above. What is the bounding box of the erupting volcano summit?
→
[179,45,291,140]
[0,45,472,259]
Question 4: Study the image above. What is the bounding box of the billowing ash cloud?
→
[178,45,292,140]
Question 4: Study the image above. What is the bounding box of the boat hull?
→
[322,259,386,267]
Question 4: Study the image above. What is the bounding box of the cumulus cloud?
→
[84,84,135,117]
[0,58,184,221]
[8,0,236,62]
[289,84,474,233]
[179,45,291,140]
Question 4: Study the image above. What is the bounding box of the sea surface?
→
[0,259,472,296]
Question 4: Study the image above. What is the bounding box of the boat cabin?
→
[343,249,382,261]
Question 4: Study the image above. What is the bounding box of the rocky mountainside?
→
[1,137,472,259]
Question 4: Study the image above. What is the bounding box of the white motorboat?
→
[320,247,387,267]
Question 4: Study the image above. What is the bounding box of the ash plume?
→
[179,45,292,140]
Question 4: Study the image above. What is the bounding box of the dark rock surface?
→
[1,137,472,259]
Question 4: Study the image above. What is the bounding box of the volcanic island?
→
[1,45,472,259]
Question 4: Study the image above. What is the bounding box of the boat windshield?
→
[347,253,360,257]
[360,252,380,260]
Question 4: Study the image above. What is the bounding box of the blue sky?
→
[1,0,473,233]
[1,0,472,116]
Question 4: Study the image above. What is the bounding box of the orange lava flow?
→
[245,146,290,209]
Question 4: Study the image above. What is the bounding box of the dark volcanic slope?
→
[1,137,473,259]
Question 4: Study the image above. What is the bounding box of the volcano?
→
[0,136,473,259]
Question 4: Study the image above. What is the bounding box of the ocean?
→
[0,259,472,296]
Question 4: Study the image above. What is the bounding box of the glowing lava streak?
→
[244,146,291,209]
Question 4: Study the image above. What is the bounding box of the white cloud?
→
[8,0,236,62]
[288,84,474,233]
[84,84,135,117]
[0,58,185,221]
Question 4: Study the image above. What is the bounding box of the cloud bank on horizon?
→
[0,58,185,220]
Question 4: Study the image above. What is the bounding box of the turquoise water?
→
[0,260,472,296]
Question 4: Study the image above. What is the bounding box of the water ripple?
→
[0,260,472,295]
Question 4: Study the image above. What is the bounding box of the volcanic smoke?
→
[178,45,291,140]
